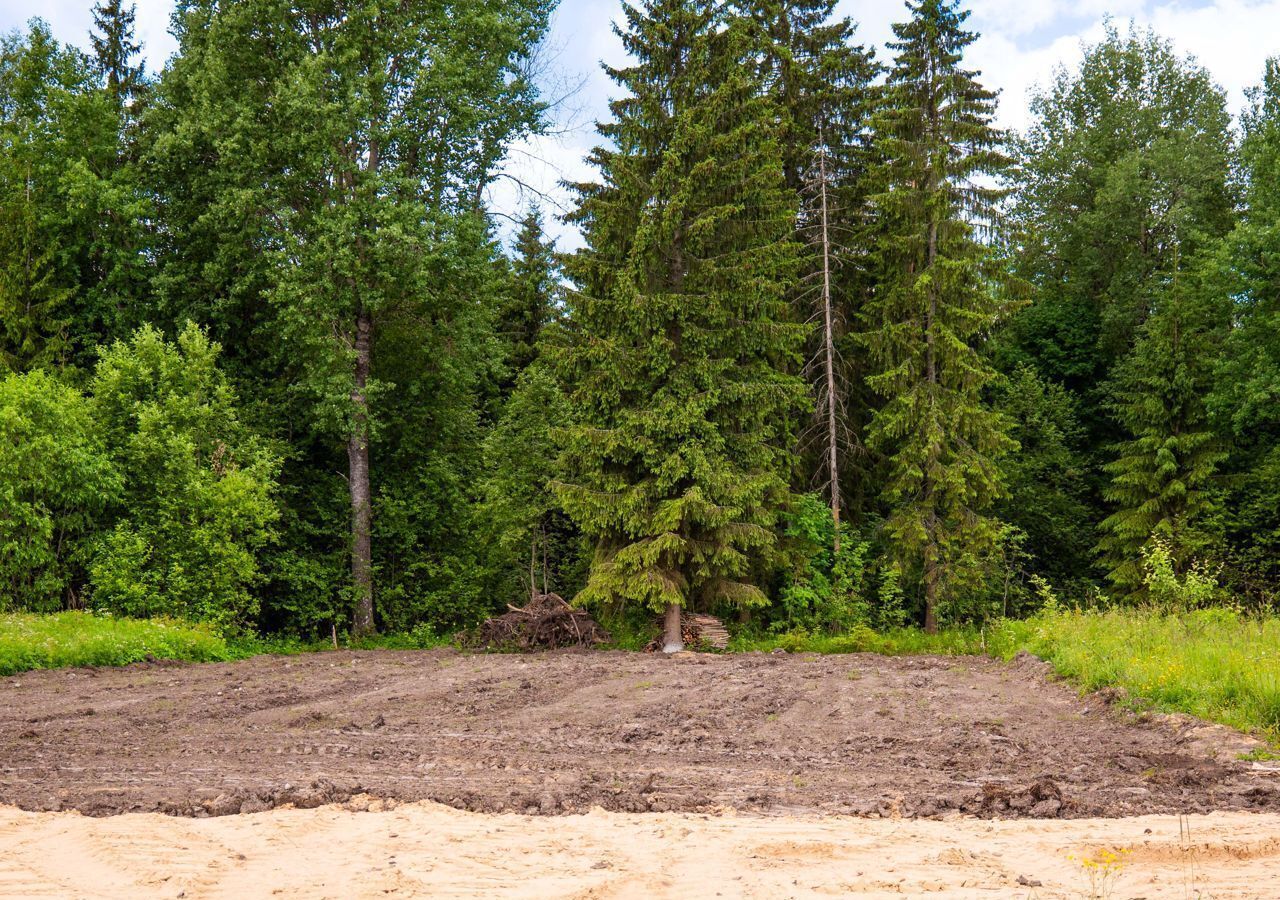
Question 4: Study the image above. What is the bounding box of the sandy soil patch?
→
[1,802,1278,898]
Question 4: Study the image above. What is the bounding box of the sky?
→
[4,0,1279,246]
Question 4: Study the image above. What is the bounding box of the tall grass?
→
[0,611,230,675]
[991,608,1280,740]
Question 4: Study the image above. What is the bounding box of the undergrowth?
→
[0,611,230,675]
[728,624,986,656]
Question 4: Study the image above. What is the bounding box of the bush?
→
[0,370,120,610]
[1141,537,1221,610]
[87,324,280,629]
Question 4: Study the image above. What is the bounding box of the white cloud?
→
[0,0,176,69]
[5,0,1276,248]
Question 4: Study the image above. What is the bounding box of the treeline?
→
[2,0,1277,642]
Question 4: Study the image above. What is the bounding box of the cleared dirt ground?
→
[2,649,1279,819]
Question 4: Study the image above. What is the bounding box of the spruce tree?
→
[736,0,880,552]
[558,0,806,651]
[0,193,71,371]
[498,207,560,391]
[90,0,145,110]
[861,0,1016,632]
[481,364,572,601]
[1097,269,1227,596]
[1204,58,1280,596]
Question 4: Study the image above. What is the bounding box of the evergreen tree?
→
[0,24,83,370]
[558,0,807,650]
[498,207,560,390]
[992,366,1093,594]
[90,0,145,110]
[481,364,572,601]
[735,0,880,551]
[861,0,1016,632]
[1096,269,1228,596]
[1206,58,1280,598]
[0,184,71,371]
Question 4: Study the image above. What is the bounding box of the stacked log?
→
[645,612,730,651]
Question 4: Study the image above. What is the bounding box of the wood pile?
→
[470,593,609,651]
[645,612,730,651]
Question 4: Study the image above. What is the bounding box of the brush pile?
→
[471,593,609,651]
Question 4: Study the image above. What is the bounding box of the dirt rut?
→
[2,649,1277,819]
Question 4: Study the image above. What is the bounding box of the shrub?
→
[87,324,280,629]
[1141,537,1221,610]
[0,370,120,610]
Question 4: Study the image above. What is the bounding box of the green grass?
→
[989,607,1280,741]
[0,611,231,676]
[729,623,987,656]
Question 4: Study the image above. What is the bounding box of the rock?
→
[238,797,271,814]
[1030,798,1061,817]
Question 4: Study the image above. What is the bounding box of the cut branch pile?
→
[471,593,609,651]
[644,613,730,652]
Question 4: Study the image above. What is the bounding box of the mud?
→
[2,649,1277,819]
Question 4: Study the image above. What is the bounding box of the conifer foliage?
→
[739,0,880,551]
[90,0,145,108]
[862,0,1016,632]
[558,0,806,648]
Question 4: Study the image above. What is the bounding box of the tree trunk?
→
[541,522,549,596]
[924,573,938,634]
[349,308,375,636]
[529,534,538,601]
[662,603,684,653]
[817,142,841,555]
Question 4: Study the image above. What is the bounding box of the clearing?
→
[2,649,1277,819]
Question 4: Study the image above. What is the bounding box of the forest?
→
[2,0,1279,650]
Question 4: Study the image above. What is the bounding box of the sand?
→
[1,802,1278,898]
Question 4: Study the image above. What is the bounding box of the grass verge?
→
[728,624,986,655]
[0,611,230,676]
[990,607,1280,741]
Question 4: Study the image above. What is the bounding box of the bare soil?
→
[4,804,1280,898]
[2,649,1277,819]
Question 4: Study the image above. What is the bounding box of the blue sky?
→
[4,0,1278,245]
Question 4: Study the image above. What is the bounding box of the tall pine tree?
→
[558,0,806,651]
[861,0,1015,632]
